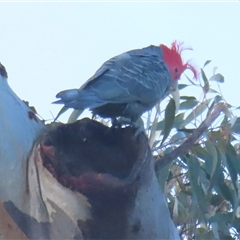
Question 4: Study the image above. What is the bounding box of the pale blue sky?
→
[0,2,239,122]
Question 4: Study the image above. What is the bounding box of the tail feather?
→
[52,99,64,104]
[53,89,107,121]
[68,109,84,123]
[54,89,106,110]
[54,106,69,121]
[55,89,80,102]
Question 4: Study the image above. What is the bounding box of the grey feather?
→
[54,45,172,123]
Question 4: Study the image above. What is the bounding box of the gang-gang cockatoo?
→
[54,41,197,125]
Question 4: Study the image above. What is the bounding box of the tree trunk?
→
[0,64,179,239]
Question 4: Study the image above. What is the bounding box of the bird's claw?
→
[111,117,131,128]
[110,117,147,140]
[132,124,147,141]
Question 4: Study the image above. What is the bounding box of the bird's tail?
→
[53,89,80,105]
[53,106,83,122]
[53,89,84,122]
[54,89,105,109]
[67,109,83,123]
[53,88,105,122]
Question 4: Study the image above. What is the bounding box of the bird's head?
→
[160,41,198,81]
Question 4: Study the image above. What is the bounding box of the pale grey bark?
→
[0,64,179,240]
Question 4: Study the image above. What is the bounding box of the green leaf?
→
[178,84,189,90]
[176,192,193,222]
[187,154,207,213]
[207,130,222,144]
[201,142,222,193]
[212,222,220,240]
[203,60,212,68]
[173,112,185,129]
[215,171,235,207]
[181,98,212,127]
[206,95,222,117]
[220,115,229,127]
[179,99,198,110]
[214,95,223,103]
[205,142,218,178]
[208,145,222,192]
[208,88,220,94]
[210,212,234,224]
[178,128,196,134]
[192,145,210,162]
[201,69,210,93]
[196,229,214,240]
[160,98,176,145]
[170,131,186,144]
[180,96,197,101]
[231,117,240,134]
[221,104,232,119]
[226,143,240,174]
[210,213,236,239]
[158,171,171,197]
[156,112,185,131]
[209,73,224,83]
[156,119,165,131]
[225,146,238,193]
[157,152,172,190]
[149,113,159,148]
[185,74,198,86]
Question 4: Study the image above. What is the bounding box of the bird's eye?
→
[174,67,178,73]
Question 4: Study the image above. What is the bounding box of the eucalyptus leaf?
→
[208,88,220,94]
[178,128,196,134]
[222,104,232,118]
[180,96,197,101]
[185,74,198,86]
[157,156,172,191]
[170,131,186,144]
[215,171,235,207]
[156,119,165,131]
[173,112,185,129]
[201,69,210,93]
[178,84,189,90]
[226,143,240,174]
[192,145,210,162]
[180,99,198,110]
[203,60,212,68]
[181,98,212,127]
[208,145,222,192]
[186,155,207,213]
[196,230,214,240]
[206,95,222,117]
[225,145,238,193]
[209,73,224,83]
[231,117,240,134]
[205,142,218,179]
[160,98,176,145]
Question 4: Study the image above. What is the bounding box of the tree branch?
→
[155,102,225,172]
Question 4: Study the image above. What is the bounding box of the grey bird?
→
[54,41,197,125]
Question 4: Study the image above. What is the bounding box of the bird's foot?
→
[111,117,131,128]
[110,117,147,141]
[131,122,147,141]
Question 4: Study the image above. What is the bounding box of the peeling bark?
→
[0,64,179,239]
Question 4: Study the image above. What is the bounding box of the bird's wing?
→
[81,48,171,105]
